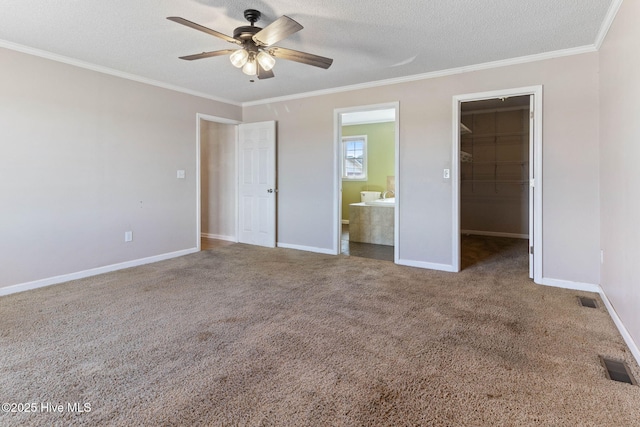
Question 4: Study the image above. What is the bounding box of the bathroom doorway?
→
[334,103,399,262]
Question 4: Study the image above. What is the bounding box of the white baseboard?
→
[0,248,199,297]
[461,230,529,239]
[598,290,640,367]
[201,233,236,242]
[277,242,337,255]
[539,277,601,293]
[396,258,457,272]
[539,277,640,367]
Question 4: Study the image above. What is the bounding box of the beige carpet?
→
[1,239,639,426]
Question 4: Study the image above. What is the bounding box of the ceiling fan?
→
[167,9,333,79]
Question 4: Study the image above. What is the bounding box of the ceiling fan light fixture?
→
[170,9,333,80]
[242,57,257,76]
[257,51,276,71]
[229,48,249,68]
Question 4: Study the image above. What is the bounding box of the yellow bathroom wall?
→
[342,121,395,221]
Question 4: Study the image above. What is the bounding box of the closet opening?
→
[459,95,532,273]
[197,114,241,251]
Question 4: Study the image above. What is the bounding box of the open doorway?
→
[334,103,399,262]
[197,114,240,251]
[197,115,277,251]
[460,96,531,272]
[452,86,542,282]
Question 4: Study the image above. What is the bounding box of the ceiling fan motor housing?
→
[233,25,261,42]
[243,9,261,24]
[234,9,263,45]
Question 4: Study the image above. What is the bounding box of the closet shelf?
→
[461,131,527,138]
[461,109,530,199]
[461,179,528,184]
[460,138,522,151]
[462,161,527,165]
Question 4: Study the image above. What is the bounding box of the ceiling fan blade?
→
[269,47,333,69]
[253,15,303,46]
[257,63,275,80]
[178,49,236,61]
[167,17,240,45]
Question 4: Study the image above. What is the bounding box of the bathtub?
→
[365,197,395,207]
[349,200,395,245]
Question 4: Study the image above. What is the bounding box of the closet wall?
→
[460,106,530,237]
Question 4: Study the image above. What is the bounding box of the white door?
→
[528,96,535,279]
[238,121,276,247]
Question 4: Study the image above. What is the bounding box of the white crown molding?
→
[595,0,624,50]
[243,44,598,107]
[2,21,616,111]
[0,39,242,107]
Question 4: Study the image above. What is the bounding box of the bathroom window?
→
[342,135,367,180]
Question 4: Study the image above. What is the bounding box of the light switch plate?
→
[177,169,185,179]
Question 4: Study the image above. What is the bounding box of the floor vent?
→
[578,296,598,308]
[600,356,637,385]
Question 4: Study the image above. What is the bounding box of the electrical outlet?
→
[443,168,450,179]
[125,231,133,242]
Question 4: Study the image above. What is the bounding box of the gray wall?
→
[599,0,640,355]
[243,52,601,284]
[0,47,241,288]
[200,120,236,240]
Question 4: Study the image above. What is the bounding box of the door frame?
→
[452,86,543,283]
[196,113,241,251]
[333,102,400,261]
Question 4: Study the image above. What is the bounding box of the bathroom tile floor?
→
[341,224,394,262]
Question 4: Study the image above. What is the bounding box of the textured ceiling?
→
[0,0,615,104]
